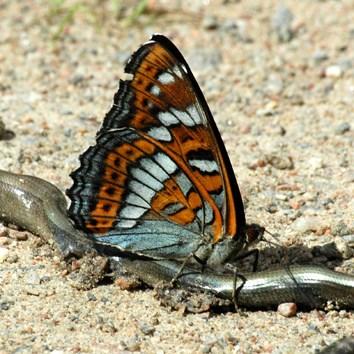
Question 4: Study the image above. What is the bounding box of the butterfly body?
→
[67,34,256,267]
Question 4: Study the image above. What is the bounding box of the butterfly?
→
[67,34,262,268]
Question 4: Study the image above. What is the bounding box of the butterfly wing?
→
[67,34,245,259]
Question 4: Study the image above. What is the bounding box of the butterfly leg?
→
[170,254,194,285]
[170,241,210,285]
[224,263,247,312]
[232,269,247,312]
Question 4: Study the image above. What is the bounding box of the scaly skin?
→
[0,169,353,309]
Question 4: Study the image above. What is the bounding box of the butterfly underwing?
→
[67,34,261,266]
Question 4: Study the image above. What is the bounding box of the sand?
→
[0,1,353,353]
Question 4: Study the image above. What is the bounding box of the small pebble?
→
[87,293,97,301]
[11,231,28,241]
[266,154,294,170]
[0,237,10,246]
[70,73,85,86]
[319,337,354,354]
[338,310,349,318]
[272,125,287,136]
[235,20,252,43]
[222,18,238,32]
[202,335,218,349]
[321,198,335,208]
[338,58,353,71]
[0,247,9,262]
[307,323,319,332]
[334,236,353,259]
[202,15,219,30]
[312,50,329,64]
[41,275,51,283]
[272,4,294,42]
[26,272,42,285]
[292,216,324,233]
[0,224,9,237]
[266,203,278,214]
[341,234,354,245]
[334,122,350,135]
[114,275,141,290]
[99,320,117,334]
[265,74,284,95]
[123,335,141,352]
[312,243,340,260]
[343,171,354,183]
[332,221,352,236]
[6,254,18,263]
[307,156,324,170]
[139,322,156,336]
[200,344,211,353]
[275,193,289,201]
[0,301,13,311]
[277,303,297,317]
[222,19,252,43]
[287,93,304,106]
[256,101,277,116]
[325,65,342,78]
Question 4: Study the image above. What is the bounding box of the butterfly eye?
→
[245,224,266,244]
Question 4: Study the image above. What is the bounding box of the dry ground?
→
[0,1,353,353]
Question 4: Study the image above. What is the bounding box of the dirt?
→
[0,1,353,353]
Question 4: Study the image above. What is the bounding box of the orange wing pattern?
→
[67,35,246,260]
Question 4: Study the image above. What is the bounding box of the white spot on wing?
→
[197,202,214,225]
[121,72,133,81]
[171,108,194,126]
[154,153,177,175]
[139,158,169,181]
[120,205,146,219]
[117,202,148,228]
[172,65,183,79]
[176,173,193,196]
[158,71,175,84]
[187,105,202,125]
[117,219,137,228]
[181,64,188,74]
[158,111,179,126]
[147,126,172,141]
[212,190,225,209]
[150,85,160,96]
[158,106,202,127]
[189,159,219,173]
[131,167,164,191]
[125,193,150,208]
[129,180,155,202]
[163,202,185,215]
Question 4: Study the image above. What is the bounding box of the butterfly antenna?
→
[262,229,282,247]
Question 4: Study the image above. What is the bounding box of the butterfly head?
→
[244,223,265,246]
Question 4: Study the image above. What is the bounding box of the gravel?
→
[0,1,353,353]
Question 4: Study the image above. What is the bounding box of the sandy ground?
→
[0,1,353,353]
